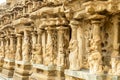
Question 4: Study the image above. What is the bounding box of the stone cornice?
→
[12,18,33,26]
[30,6,64,19]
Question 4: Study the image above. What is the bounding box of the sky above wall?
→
[0,0,6,4]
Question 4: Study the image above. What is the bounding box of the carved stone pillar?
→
[32,31,37,49]
[69,20,80,70]
[44,27,54,66]
[56,26,69,80]
[35,29,43,64]
[13,30,32,80]
[0,37,4,72]
[2,35,16,78]
[31,30,43,64]
[0,37,5,58]
[15,33,23,61]
[22,30,31,63]
[110,15,120,75]
[57,26,67,68]
[30,29,44,80]
[4,37,10,60]
[88,14,105,74]
[9,35,16,60]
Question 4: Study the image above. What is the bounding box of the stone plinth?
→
[0,73,12,80]
[0,57,4,72]
[2,59,15,78]
[65,69,106,80]
[56,67,65,80]
[112,76,120,80]
[30,64,56,80]
[13,61,32,80]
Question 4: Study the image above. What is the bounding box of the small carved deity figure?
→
[88,40,103,74]
[69,39,80,70]
[32,44,42,64]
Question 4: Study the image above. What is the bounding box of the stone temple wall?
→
[0,0,120,80]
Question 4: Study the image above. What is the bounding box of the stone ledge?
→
[65,69,106,80]
[56,66,64,72]
[33,64,56,71]
[0,74,12,80]
[4,59,14,63]
[65,69,120,80]
[15,61,30,65]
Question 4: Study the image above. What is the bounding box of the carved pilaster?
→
[31,30,43,64]
[88,14,105,74]
[22,30,31,63]
[44,27,55,66]
[0,37,5,72]
[69,20,80,70]
[0,37,5,58]
[5,37,10,60]
[31,31,37,48]
[110,15,120,75]
[15,33,23,61]
[9,35,16,61]
[57,26,68,68]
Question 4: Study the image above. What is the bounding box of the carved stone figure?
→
[88,39,103,74]
[69,40,80,70]
[32,44,42,64]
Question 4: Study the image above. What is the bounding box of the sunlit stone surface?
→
[0,0,120,80]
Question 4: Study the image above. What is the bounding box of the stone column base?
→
[30,64,56,80]
[2,69,14,78]
[56,67,65,80]
[2,59,15,78]
[0,57,4,72]
[65,69,106,80]
[0,73,12,80]
[13,73,29,80]
[13,61,32,80]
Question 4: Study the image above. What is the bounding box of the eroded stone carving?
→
[44,27,55,66]
[15,34,22,61]
[88,39,103,74]
[69,20,80,70]
[22,30,31,63]
[8,35,16,60]
[57,27,67,68]
[5,37,10,59]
